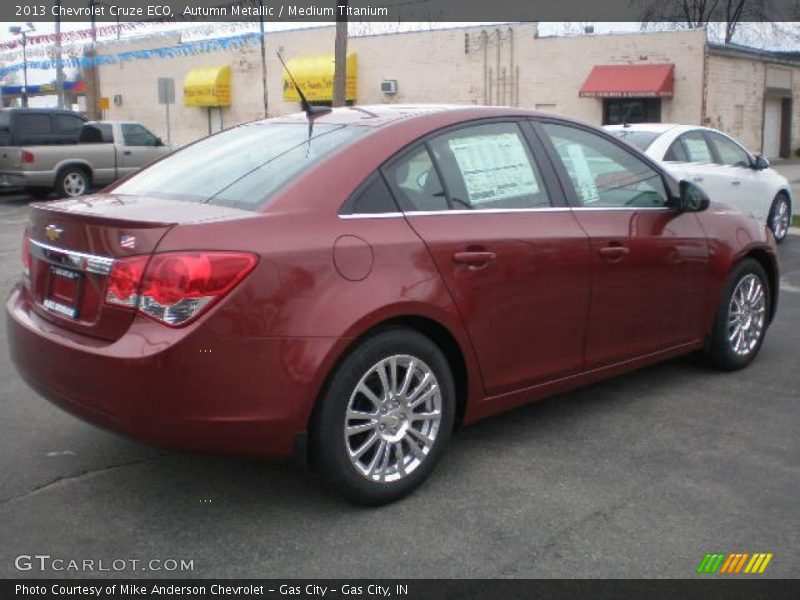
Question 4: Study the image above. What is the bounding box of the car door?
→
[383,120,592,396]
[118,123,167,176]
[535,120,709,368]
[704,130,770,222]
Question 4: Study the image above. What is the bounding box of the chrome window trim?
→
[29,239,114,275]
[338,206,672,219]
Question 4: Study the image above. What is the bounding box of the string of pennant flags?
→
[0,32,263,78]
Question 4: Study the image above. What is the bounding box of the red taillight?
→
[21,151,34,164]
[106,255,148,308]
[105,252,257,326]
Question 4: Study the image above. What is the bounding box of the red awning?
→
[579,64,675,98]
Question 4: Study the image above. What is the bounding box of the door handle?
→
[453,251,496,267]
[598,245,630,260]
[731,180,741,186]
[123,150,132,155]
[692,176,704,183]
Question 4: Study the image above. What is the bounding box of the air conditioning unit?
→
[381,80,398,95]
[113,94,123,106]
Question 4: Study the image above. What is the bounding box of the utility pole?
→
[55,0,65,109]
[259,0,268,117]
[332,0,348,107]
[89,0,99,119]
[8,24,35,108]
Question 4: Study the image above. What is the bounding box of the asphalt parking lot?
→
[0,191,798,579]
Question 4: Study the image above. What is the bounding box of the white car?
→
[606,124,792,243]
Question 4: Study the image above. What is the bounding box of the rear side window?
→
[346,175,398,214]
[16,114,51,135]
[384,147,448,212]
[80,123,113,143]
[54,114,84,135]
[113,122,366,209]
[674,132,714,164]
[122,123,159,146]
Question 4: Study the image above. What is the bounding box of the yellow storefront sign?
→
[282,54,357,102]
[184,65,231,107]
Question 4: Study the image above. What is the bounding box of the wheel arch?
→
[55,161,93,184]
[745,248,779,324]
[307,313,472,436]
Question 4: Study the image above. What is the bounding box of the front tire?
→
[704,258,770,371]
[768,193,791,243]
[55,167,90,198]
[311,328,455,505]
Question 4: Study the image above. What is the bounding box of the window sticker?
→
[683,138,712,163]
[561,141,599,204]
[448,133,538,205]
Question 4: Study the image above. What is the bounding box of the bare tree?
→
[332,0,349,107]
[639,0,769,43]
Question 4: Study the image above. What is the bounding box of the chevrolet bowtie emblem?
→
[45,224,63,242]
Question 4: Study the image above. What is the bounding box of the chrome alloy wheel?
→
[344,355,442,483]
[728,274,766,356]
[771,196,790,241]
[63,172,87,197]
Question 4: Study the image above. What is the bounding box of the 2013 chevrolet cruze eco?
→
[6,106,779,505]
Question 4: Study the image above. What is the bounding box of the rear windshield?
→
[608,130,660,152]
[113,122,366,209]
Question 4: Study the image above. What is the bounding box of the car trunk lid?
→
[25,193,256,341]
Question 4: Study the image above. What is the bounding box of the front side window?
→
[427,122,551,210]
[542,122,668,208]
[121,123,159,146]
[113,122,366,209]
[707,132,750,167]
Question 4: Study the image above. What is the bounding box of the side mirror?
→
[676,180,710,212]
[752,155,769,170]
[154,137,164,147]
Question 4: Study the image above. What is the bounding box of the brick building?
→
[96,24,800,158]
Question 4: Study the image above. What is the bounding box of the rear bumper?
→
[6,286,346,458]
[0,171,53,189]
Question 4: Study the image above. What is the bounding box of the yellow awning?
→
[282,54,357,103]
[184,65,231,107]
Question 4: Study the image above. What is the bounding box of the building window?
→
[602,98,662,125]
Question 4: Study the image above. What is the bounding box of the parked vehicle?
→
[6,106,778,505]
[606,123,793,243]
[0,108,87,146]
[0,120,171,198]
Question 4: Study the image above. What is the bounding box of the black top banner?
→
[4,0,800,23]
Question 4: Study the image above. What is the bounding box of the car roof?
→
[266,104,553,128]
[604,123,683,134]
[0,108,85,116]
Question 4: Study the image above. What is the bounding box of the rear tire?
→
[768,193,791,244]
[55,167,90,198]
[704,258,770,371]
[311,328,455,505]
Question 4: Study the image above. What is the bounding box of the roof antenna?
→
[276,52,332,119]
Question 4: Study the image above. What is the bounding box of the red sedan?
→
[6,106,778,505]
